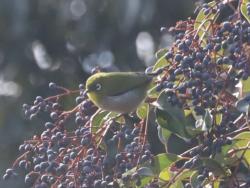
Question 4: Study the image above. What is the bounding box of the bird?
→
[85,72,153,113]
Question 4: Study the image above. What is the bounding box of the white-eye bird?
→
[85,72,152,113]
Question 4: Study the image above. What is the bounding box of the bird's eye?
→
[96,83,102,91]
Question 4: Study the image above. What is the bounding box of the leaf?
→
[123,153,180,187]
[169,180,184,188]
[233,131,250,165]
[137,167,154,177]
[188,157,228,177]
[157,126,171,145]
[153,55,171,71]
[241,0,250,24]
[91,110,109,133]
[190,171,200,188]
[159,167,171,181]
[215,113,222,125]
[147,85,160,98]
[155,48,168,59]
[204,109,213,129]
[242,77,250,94]
[136,103,148,119]
[154,91,191,139]
[167,134,196,155]
[156,108,188,138]
[236,96,250,113]
[151,153,180,174]
[213,180,220,188]
[201,158,229,176]
[194,1,218,44]
[175,169,194,182]
[194,109,213,132]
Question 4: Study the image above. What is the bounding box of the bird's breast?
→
[98,86,147,113]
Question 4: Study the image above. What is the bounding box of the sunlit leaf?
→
[155,48,168,59]
[157,126,171,145]
[190,171,199,188]
[147,85,160,98]
[91,110,109,133]
[137,167,154,177]
[241,0,250,24]
[159,167,171,181]
[136,103,149,119]
[233,131,250,165]
[194,1,218,44]
[153,55,171,71]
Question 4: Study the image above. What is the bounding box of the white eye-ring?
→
[96,83,102,91]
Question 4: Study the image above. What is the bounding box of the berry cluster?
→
[3,81,152,187]
[3,0,250,187]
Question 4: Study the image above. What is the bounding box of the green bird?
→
[85,72,152,113]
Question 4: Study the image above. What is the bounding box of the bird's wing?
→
[99,72,152,96]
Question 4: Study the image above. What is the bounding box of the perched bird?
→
[85,72,152,113]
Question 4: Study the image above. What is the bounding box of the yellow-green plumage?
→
[86,72,152,113]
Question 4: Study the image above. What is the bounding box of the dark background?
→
[0,0,195,187]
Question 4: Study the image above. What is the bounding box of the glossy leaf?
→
[194,1,218,44]
[91,110,109,133]
[236,95,250,113]
[123,153,180,187]
[155,48,168,59]
[154,91,190,139]
[147,85,160,98]
[190,171,200,188]
[151,153,180,174]
[241,0,250,24]
[153,55,171,71]
[137,167,154,177]
[136,103,149,119]
[167,134,196,154]
[157,126,171,145]
[159,167,170,181]
[233,131,250,165]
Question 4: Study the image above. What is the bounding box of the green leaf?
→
[151,153,180,174]
[175,169,194,182]
[233,131,250,140]
[190,171,200,188]
[193,109,213,132]
[136,103,148,119]
[241,0,250,24]
[123,153,180,187]
[153,55,171,71]
[154,90,191,139]
[204,109,213,129]
[233,131,250,166]
[91,110,109,133]
[215,113,222,125]
[169,180,184,188]
[147,85,160,98]
[213,180,220,188]
[194,1,218,44]
[157,126,171,145]
[167,134,196,155]
[201,158,229,176]
[137,167,154,177]
[159,167,171,181]
[236,96,250,113]
[156,108,188,138]
[155,48,168,59]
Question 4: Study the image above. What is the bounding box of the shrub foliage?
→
[3,0,250,187]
